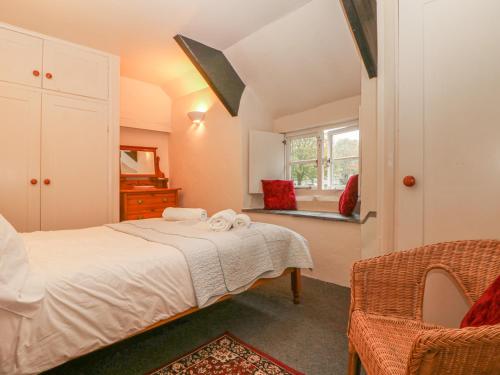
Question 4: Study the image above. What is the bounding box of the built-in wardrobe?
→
[0,24,119,232]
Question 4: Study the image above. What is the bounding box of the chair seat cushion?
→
[349,311,441,375]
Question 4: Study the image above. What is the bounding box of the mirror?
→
[120,146,157,176]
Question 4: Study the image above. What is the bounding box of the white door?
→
[0,83,41,232]
[42,40,109,100]
[0,27,43,88]
[397,0,500,249]
[41,93,109,230]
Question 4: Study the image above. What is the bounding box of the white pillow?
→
[0,215,45,318]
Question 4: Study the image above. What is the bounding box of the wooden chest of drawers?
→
[120,188,181,221]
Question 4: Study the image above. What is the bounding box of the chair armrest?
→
[407,325,500,375]
[350,249,429,319]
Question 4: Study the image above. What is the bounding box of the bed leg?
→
[291,268,302,304]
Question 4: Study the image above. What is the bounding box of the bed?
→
[0,218,313,375]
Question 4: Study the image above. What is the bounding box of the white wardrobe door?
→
[42,40,109,100]
[398,0,500,248]
[41,93,109,230]
[0,27,43,88]
[0,83,41,232]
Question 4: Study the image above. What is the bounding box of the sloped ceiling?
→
[225,0,361,118]
[0,0,310,98]
[0,0,360,118]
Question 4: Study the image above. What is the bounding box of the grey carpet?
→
[43,276,351,375]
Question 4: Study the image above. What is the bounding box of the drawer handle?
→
[137,215,144,220]
[162,198,167,202]
[33,70,40,77]
[137,199,143,204]
[45,72,53,79]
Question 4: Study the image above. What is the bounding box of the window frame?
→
[285,121,359,191]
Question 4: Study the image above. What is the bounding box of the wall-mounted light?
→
[187,111,205,125]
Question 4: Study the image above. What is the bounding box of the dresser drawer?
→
[120,189,180,222]
[126,203,175,215]
[127,193,176,206]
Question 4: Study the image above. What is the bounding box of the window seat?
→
[242,208,361,223]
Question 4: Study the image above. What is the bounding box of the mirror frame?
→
[120,145,158,177]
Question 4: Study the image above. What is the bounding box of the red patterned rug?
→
[148,332,304,375]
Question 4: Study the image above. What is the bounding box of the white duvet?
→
[0,226,196,375]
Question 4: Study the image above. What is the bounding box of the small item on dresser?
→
[208,209,237,232]
[162,207,208,222]
[233,214,252,229]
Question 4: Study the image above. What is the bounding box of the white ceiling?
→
[0,0,360,118]
[0,0,311,97]
[225,0,361,118]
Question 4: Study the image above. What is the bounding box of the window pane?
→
[290,136,317,162]
[291,163,318,188]
[332,130,359,158]
[332,158,359,189]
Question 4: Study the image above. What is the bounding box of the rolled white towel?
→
[233,214,251,229]
[162,207,208,222]
[208,209,237,232]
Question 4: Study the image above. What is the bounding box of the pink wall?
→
[169,89,243,214]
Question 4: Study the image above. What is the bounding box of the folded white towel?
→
[162,207,208,222]
[208,209,237,232]
[233,214,251,229]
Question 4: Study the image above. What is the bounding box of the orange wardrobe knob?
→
[403,175,416,187]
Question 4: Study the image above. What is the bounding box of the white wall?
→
[225,0,360,118]
[247,212,361,287]
[273,95,361,133]
[120,76,172,132]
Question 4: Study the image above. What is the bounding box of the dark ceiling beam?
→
[174,34,246,117]
[340,0,377,78]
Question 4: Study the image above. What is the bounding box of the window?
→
[286,123,359,190]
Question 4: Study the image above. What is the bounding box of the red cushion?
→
[338,174,359,216]
[460,275,500,328]
[261,180,297,210]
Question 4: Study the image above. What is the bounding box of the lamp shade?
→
[187,111,205,124]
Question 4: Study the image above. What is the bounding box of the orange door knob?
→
[45,72,53,79]
[43,178,51,185]
[30,178,38,185]
[403,175,416,187]
[32,70,40,77]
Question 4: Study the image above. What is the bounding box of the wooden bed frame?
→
[128,267,302,340]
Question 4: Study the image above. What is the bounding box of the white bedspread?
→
[0,226,196,375]
[107,220,313,307]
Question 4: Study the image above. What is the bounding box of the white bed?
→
[0,220,312,375]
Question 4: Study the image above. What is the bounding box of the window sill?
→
[242,208,361,223]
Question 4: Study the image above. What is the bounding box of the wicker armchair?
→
[347,240,500,375]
